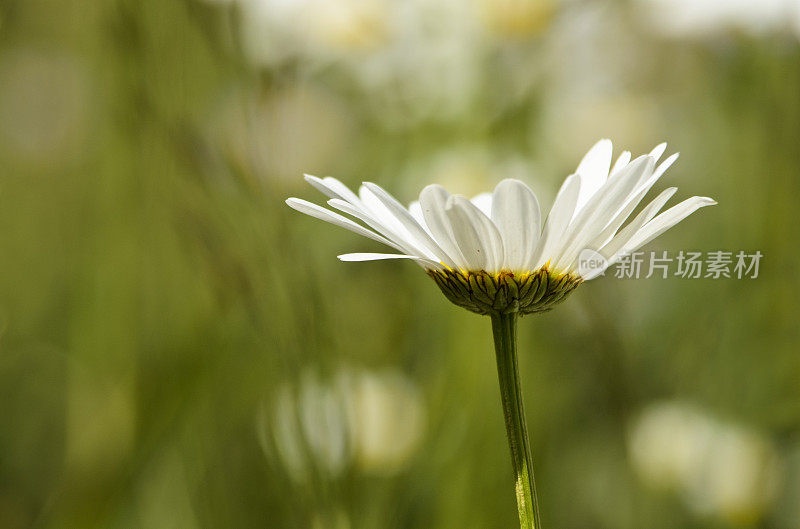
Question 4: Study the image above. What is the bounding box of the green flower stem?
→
[491,312,541,529]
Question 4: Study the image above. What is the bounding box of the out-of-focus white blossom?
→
[268,375,350,480]
[541,4,661,161]
[636,0,800,38]
[222,0,557,126]
[347,370,426,473]
[239,0,390,66]
[628,401,782,524]
[628,402,716,490]
[258,366,426,483]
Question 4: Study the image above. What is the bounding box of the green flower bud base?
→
[427,267,582,316]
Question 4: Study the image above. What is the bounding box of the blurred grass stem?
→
[491,313,541,529]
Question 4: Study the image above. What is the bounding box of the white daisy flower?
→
[286,140,716,315]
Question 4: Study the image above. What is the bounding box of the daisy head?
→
[286,140,716,315]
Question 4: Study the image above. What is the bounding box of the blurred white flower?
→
[268,375,350,481]
[239,0,390,66]
[686,426,781,524]
[347,370,426,473]
[232,0,552,125]
[205,0,565,127]
[628,401,782,524]
[636,0,800,38]
[258,366,426,483]
[541,3,661,159]
[628,402,716,489]
[358,0,483,126]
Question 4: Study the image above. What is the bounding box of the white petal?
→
[627,151,678,192]
[408,200,425,226]
[358,186,443,261]
[304,174,338,199]
[304,176,422,254]
[554,156,655,270]
[575,139,613,213]
[419,185,469,270]
[337,252,441,269]
[326,198,420,256]
[533,173,581,268]
[589,185,676,251]
[303,174,361,204]
[362,182,455,266]
[491,179,541,271]
[338,253,416,261]
[445,195,505,272]
[649,152,679,184]
[620,196,717,255]
[471,192,493,217]
[649,142,667,164]
[285,198,394,248]
[409,200,436,239]
[612,151,631,174]
[589,153,680,249]
[599,187,679,262]
[359,185,410,235]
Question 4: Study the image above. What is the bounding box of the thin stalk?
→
[491,312,541,529]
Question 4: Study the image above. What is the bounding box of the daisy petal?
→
[446,195,505,272]
[589,153,679,248]
[533,173,580,268]
[285,198,395,248]
[555,156,654,270]
[303,174,361,204]
[458,196,505,272]
[326,198,418,255]
[409,200,436,238]
[491,179,541,271]
[408,200,425,226]
[648,152,679,184]
[359,185,410,236]
[338,252,444,270]
[600,187,679,262]
[419,185,469,270]
[649,142,667,164]
[471,192,493,218]
[589,184,676,250]
[303,174,338,199]
[621,196,717,254]
[575,139,613,213]
[338,253,419,261]
[363,182,455,266]
[612,151,632,174]
[358,185,446,261]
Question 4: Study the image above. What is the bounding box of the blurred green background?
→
[1,0,799,528]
